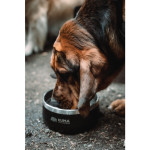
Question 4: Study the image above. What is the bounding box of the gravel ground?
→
[25,50,125,150]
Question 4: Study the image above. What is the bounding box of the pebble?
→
[88,144,92,148]
[25,129,32,138]
[45,129,49,133]
[118,123,121,126]
[117,94,122,98]
[36,119,40,123]
[56,132,62,137]
[34,99,40,105]
[110,87,116,93]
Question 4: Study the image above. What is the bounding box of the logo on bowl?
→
[58,119,70,124]
[50,117,70,124]
[50,116,57,122]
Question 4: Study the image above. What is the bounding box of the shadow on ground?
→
[25,50,125,150]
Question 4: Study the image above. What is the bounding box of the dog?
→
[25,0,84,56]
[50,0,125,117]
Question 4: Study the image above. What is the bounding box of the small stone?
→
[110,87,116,93]
[118,123,121,126]
[45,129,49,133]
[117,94,122,98]
[56,132,62,137]
[70,141,76,147]
[25,129,32,138]
[88,144,92,148]
[34,99,40,105]
[36,119,40,123]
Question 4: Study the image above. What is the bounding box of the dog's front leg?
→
[108,99,125,116]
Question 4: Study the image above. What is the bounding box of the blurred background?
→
[25,0,84,56]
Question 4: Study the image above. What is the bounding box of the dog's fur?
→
[25,0,84,56]
[51,0,125,117]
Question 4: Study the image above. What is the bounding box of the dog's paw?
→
[108,99,125,116]
[25,42,33,56]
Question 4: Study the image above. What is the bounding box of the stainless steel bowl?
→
[43,89,100,134]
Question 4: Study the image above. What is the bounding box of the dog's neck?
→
[76,0,125,64]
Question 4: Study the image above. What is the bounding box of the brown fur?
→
[51,0,125,117]
[122,0,125,22]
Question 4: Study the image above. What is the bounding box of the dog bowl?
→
[43,89,100,134]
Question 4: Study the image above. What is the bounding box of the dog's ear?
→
[78,48,107,117]
[78,59,96,117]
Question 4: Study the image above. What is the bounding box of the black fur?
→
[76,0,125,65]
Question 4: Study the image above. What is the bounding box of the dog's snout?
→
[52,88,61,99]
[52,91,58,99]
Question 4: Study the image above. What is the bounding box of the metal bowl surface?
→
[43,89,100,134]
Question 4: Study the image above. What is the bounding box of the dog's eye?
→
[59,68,68,74]
[58,71,70,81]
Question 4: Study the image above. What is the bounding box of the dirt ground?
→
[25,50,125,150]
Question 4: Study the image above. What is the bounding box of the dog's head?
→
[51,19,123,117]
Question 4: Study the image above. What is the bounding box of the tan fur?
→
[109,99,125,116]
[53,37,62,52]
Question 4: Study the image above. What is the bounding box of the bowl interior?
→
[43,89,99,115]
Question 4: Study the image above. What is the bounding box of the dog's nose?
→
[52,92,57,99]
[52,90,60,100]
